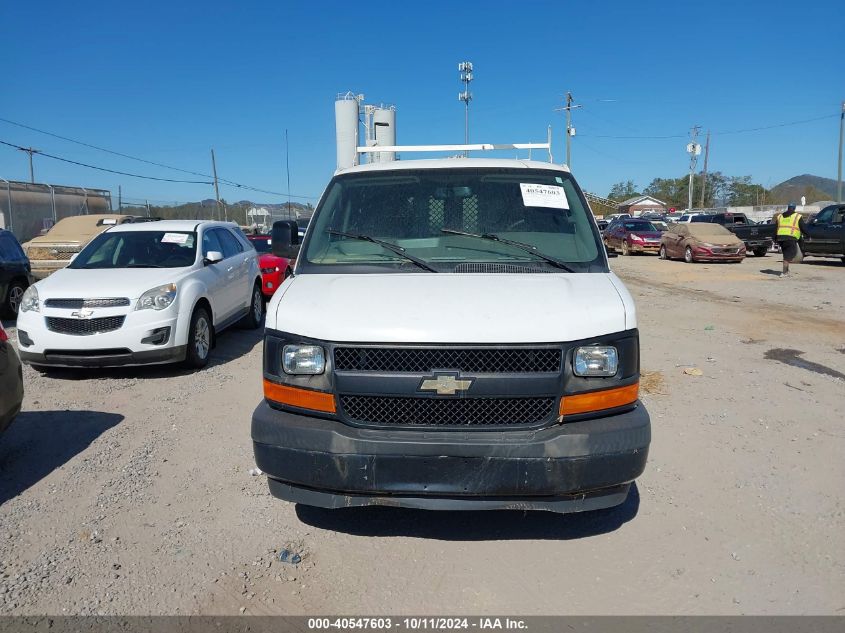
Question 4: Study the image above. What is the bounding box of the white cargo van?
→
[252,152,650,513]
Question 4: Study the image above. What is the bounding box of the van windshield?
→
[69,231,197,269]
[302,167,605,273]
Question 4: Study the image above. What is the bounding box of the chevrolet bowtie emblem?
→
[71,309,95,319]
[419,374,474,396]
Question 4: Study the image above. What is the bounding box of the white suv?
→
[16,220,263,369]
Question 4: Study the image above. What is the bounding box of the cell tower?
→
[458,61,474,154]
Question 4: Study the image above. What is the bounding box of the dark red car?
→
[604,219,663,255]
[248,235,294,298]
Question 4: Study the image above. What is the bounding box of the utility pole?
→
[686,126,702,211]
[19,147,39,183]
[553,93,581,167]
[838,101,844,203]
[210,149,221,221]
[285,129,292,220]
[699,130,710,208]
[118,185,122,211]
[458,61,473,156]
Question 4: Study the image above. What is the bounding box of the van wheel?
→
[621,241,630,256]
[184,307,212,369]
[684,246,694,263]
[240,283,264,329]
[3,279,27,318]
[658,245,668,260]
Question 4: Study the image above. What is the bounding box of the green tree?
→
[607,180,639,201]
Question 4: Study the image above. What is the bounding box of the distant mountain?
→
[769,174,841,204]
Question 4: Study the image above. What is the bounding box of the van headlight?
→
[282,345,325,375]
[135,283,177,311]
[20,286,40,313]
[574,346,618,376]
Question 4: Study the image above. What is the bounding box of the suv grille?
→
[339,395,556,428]
[334,347,561,373]
[46,316,126,335]
[45,298,131,309]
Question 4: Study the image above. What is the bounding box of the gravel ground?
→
[1,253,843,615]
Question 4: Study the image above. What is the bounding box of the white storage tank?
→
[373,106,396,162]
[335,93,360,170]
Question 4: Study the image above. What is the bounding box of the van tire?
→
[184,306,212,369]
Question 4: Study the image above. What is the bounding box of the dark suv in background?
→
[0,229,33,318]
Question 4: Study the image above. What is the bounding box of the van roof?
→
[337,158,572,176]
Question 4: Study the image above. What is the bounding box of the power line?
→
[0,116,318,199]
[0,139,213,183]
[579,112,838,140]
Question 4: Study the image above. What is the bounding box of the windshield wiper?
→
[326,230,438,273]
[441,229,576,272]
[126,264,164,268]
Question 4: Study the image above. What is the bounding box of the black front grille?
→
[46,316,126,335]
[339,395,556,428]
[334,347,561,373]
[45,297,130,309]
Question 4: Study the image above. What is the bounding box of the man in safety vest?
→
[774,203,806,277]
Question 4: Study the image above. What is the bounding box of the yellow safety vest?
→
[776,212,801,239]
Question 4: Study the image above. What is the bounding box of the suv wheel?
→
[3,279,27,318]
[753,247,767,257]
[184,306,212,369]
[240,283,264,329]
[621,241,630,256]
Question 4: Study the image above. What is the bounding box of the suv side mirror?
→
[271,220,300,259]
[204,250,224,265]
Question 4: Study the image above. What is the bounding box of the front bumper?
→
[16,310,185,367]
[252,400,650,513]
[19,345,185,367]
[630,243,661,253]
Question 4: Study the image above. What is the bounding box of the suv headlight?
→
[135,283,177,311]
[574,346,618,377]
[20,285,40,313]
[283,345,325,375]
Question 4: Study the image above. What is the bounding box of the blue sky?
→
[1,0,842,206]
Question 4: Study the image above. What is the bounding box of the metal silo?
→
[373,106,396,162]
[335,92,360,170]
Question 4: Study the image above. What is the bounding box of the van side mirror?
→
[271,220,300,259]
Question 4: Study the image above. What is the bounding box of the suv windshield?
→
[303,167,604,273]
[69,230,197,269]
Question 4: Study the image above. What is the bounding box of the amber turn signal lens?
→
[559,382,639,417]
[263,379,336,413]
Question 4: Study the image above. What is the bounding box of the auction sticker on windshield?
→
[520,183,569,209]
[161,232,190,245]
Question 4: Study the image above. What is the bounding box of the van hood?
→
[34,267,189,301]
[272,273,632,343]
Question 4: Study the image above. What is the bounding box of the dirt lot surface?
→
[1,254,843,615]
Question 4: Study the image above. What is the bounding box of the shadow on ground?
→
[27,327,263,382]
[295,484,640,541]
[0,410,123,505]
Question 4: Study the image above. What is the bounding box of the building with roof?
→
[617,195,667,216]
